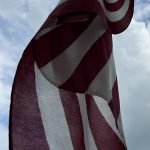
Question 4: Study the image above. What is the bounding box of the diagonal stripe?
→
[40,16,106,86]
[93,96,124,143]
[60,31,112,93]
[77,94,97,150]
[98,0,130,22]
[35,24,61,40]
[34,20,91,67]
[88,53,116,101]
[34,63,73,150]
[59,89,86,150]
[86,95,126,150]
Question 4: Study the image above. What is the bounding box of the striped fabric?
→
[9,0,134,150]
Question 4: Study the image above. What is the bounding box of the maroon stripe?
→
[85,95,126,150]
[9,43,49,150]
[60,31,112,93]
[103,0,125,12]
[107,0,134,34]
[50,0,105,19]
[33,19,92,68]
[59,89,86,150]
[109,80,121,121]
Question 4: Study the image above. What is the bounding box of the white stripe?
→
[57,0,67,6]
[35,19,60,40]
[93,96,124,142]
[41,16,106,86]
[34,63,73,150]
[77,94,97,150]
[88,53,116,102]
[117,112,126,145]
[98,0,130,22]
[103,0,119,3]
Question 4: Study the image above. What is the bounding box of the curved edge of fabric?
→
[107,0,134,34]
[9,42,50,150]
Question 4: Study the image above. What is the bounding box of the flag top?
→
[33,0,134,101]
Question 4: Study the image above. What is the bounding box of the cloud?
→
[113,19,150,150]
[134,0,150,33]
[0,124,8,150]
[0,0,58,31]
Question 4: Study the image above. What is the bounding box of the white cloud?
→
[134,0,150,34]
[0,124,8,150]
[0,0,59,31]
[0,31,19,118]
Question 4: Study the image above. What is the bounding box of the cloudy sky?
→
[0,0,150,149]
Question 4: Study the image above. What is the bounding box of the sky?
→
[0,0,150,149]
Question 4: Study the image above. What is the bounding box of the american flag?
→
[9,0,134,149]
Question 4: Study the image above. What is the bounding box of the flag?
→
[9,0,134,149]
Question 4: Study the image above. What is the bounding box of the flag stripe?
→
[93,96,123,143]
[40,16,106,86]
[9,48,49,150]
[34,20,91,67]
[10,0,134,149]
[86,95,126,150]
[104,0,119,3]
[117,113,126,145]
[59,89,86,150]
[106,0,134,33]
[77,94,98,150]
[88,53,116,101]
[60,31,112,93]
[98,0,130,22]
[103,0,125,12]
[108,80,121,120]
[35,63,74,150]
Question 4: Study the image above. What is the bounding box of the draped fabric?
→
[9,0,134,149]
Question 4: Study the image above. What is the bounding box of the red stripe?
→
[33,20,91,68]
[59,89,86,150]
[103,0,125,12]
[85,95,126,150]
[107,0,134,34]
[50,0,105,19]
[59,31,112,93]
[109,80,120,121]
[9,44,49,150]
